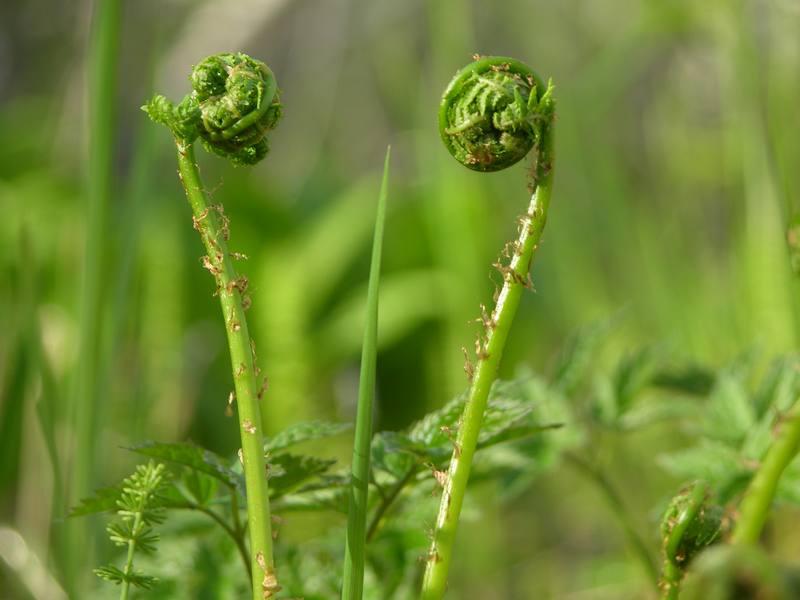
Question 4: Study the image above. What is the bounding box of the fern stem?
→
[342,147,391,600]
[175,142,276,599]
[420,140,554,599]
[731,398,800,545]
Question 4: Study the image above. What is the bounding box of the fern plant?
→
[142,52,281,599]
[421,55,556,599]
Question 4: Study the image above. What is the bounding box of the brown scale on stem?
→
[474,337,490,361]
[461,346,474,382]
[257,377,269,400]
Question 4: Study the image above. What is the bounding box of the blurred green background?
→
[2,0,800,597]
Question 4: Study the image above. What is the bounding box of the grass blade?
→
[342,146,391,600]
[66,0,121,593]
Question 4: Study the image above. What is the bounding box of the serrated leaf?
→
[178,469,218,507]
[276,482,350,514]
[264,420,351,454]
[69,486,121,517]
[405,377,555,465]
[658,441,753,503]
[128,441,238,488]
[612,347,658,416]
[408,396,465,447]
[753,357,800,417]
[701,373,756,443]
[267,453,337,498]
[651,365,715,396]
[551,318,619,394]
[372,431,425,476]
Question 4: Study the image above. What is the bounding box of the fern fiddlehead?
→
[146,52,281,165]
[420,56,555,600]
[659,481,726,599]
[438,56,549,172]
[143,53,280,599]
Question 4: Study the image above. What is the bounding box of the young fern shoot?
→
[143,52,281,600]
[659,481,725,599]
[420,56,555,599]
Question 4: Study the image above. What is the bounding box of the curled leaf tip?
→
[439,56,555,172]
[146,52,281,166]
[661,481,726,570]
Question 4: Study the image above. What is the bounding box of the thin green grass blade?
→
[66,0,121,593]
[342,146,391,600]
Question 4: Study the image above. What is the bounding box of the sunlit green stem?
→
[175,142,276,599]
[420,140,554,600]
[732,398,800,545]
[342,148,391,600]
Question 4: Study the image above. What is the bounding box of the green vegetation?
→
[3,1,800,599]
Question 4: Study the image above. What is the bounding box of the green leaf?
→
[405,377,560,465]
[264,421,351,454]
[658,441,753,503]
[128,441,238,489]
[551,318,619,394]
[69,486,121,517]
[611,347,658,416]
[177,469,218,507]
[753,357,800,417]
[371,431,424,476]
[343,146,391,600]
[275,481,350,513]
[651,365,716,397]
[701,372,756,444]
[268,453,338,498]
[94,564,158,589]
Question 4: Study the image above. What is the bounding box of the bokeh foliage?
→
[2,0,800,598]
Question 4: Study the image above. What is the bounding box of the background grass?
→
[1,0,799,598]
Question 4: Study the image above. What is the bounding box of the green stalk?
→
[175,142,276,599]
[731,398,800,545]
[342,147,391,600]
[420,182,552,598]
[420,57,555,598]
[67,0,120,592]
[420,138,554,600]
[119,511,143,600]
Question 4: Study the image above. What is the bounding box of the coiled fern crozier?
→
[659,481,726,599]
[143,52,281,600]
[420,56,555,599]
